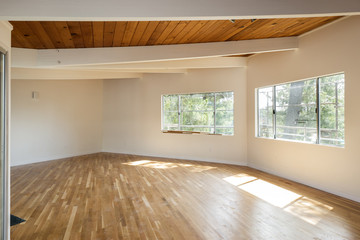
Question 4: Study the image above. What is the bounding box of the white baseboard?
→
[101,150,247,166]
[10,151,101,167]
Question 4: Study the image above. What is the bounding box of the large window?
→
[162,92,234,135]
[257,73,344,147]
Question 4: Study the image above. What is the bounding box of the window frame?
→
[256,73,345,147]
[161,91,234,135]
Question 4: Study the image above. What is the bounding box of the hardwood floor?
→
[10,153,360,240]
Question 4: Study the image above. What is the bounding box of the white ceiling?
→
[0,0,359,21]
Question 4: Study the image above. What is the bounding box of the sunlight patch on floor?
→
[123,160,216,172]
[239,179,302,208]
[284,197,333,225]
[125,160,153,166]
[223,174,333,225]
[223,173,257,186]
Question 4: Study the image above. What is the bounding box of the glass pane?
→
[180,111,214,129]
[319,73,345,147]
[163,112,179,130]
[258,87,273,138]
[215,127,234,135]
[215,110,233,127]
[181,127,213,133]
[338,82,345,106]
[163,95,178,111]
[275,79,317,143]
[215,92,233,110]
[181,93,214,111]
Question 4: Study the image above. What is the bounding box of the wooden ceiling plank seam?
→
[10,32,22,48]
[122,21,139,47]
[153,21,180,45]
[285,17,341,36]
[11,22,45,49]
[266,18,303,38]
[187,20,218,43]
[229,19,272,41]
[245,19,288,39]
[93,21,104,47]
[11,28,34,48]
[162,21,190,45]
[137,21,160,46]
[40,22,67,48]
[283,18,322,36]
[264,18,305,38]
[200,20,244,43]
[129,21,150,46]
[219,20,254,41]
[67,22,85,48]
[103,22,117,47]
[206,20,240,42]
[146,21,170,45]
[176,21,208,44]
[80,22,94,48]
[194,20,228,42]
[54,21,75,48]
[26,21,56,49]
[304,16,343,33]
[227,19,270,40]
[112,22,127,47]
[171,21,199,44]
[277,17,328,37]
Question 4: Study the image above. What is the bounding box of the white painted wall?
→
[102,68,248,165]
[247,16,360,202]
[11,79,103,166]
[0,0,359,21]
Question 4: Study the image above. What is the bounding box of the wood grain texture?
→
[11,153,360,240]
[10,17,341,49]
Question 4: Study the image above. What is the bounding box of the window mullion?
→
[257,89,260,137]
[178,95,181,131]
[273,86,276,139]
[335,82,338,132]
[316,78,320,144]
[162,96,164,130]
[214,93,216,134]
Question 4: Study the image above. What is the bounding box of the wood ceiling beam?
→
[12,37,298,68]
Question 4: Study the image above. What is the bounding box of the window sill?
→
[162,130,225,136]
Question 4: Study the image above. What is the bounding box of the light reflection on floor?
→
[284,197,333,225]
[223,173,333,225]
[124,160,216,172]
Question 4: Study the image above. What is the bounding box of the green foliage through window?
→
[257,73,345,147]
[162,92,234,135]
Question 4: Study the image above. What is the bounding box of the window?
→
[257,73,345,147]
[162,92,234,135]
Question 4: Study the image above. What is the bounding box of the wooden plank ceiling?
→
[10,17,341,49]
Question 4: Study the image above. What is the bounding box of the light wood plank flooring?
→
[11,153,360,240]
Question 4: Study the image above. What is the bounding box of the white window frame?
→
[161,91,234,135]
[256,73,345,147]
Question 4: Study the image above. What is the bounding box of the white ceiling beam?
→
[64,57,246,70]
[0,0,359,21]
[12,68,144,80]
[12,37,297,68]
